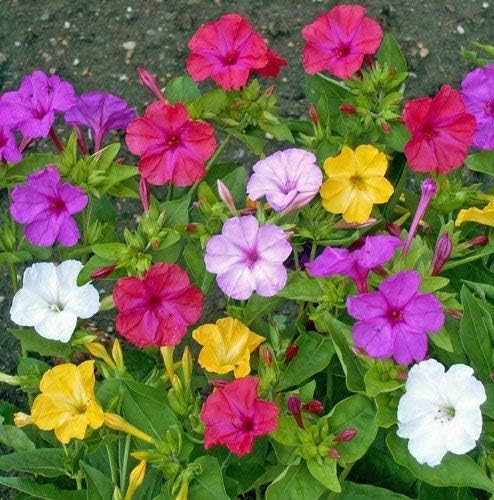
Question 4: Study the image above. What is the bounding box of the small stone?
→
[282,77,288,83]
[122,40,136,50]
[63,21,71,29]
[40,12,50,21]
[417,41,424,48]
[82,67,91,76]
[126,6,133,12]
[419,47,429,58]
[106,326,114,333]
[456,25,465,34]
[73,58,80,66]
[287,41,295,48]
[14,41,21,47]
[118,74,129,82]
[483,1,489,7]
[0,295,5,303]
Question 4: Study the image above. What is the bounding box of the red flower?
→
[254,49,287,78]
[403,85,476,174]
[302,4,383,79]
[201,377,278,456]
[186,14,268,90]
[113,263,203,347]
[125,101,216,186]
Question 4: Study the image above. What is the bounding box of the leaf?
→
[384,122,410,153]
[377,34,408,73]
[266,462,327,500]
[188,456,230,500]
[98,163,138,195]
[182,241,213,293]
[91,242,127,260]
[80,461,115,500]
[242,294,281,325]
[270,416,300,447]
[460,287,494,381]
[0,448,66,477]
[386,433,494,493]
[10,328,72,359]
[418,482,476,500]
[0,477,85,499]
[429,326,453,353]
[307,457,340,491]
[340,482,411,499]
[0,423,35,451]
[277,271,334,302]
[277,331,335,390]
[219,166,246,207]
[465,150,494,176]
[164,76,201,103]
[226,128,266,155]
[160,194,191,227]
[482,382,494,418]
[306,74,353,111]
[364,365,405,397]
[3,153,59,182]
[375,393,398,428]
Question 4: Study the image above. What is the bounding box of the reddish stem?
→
[49,127,64,152]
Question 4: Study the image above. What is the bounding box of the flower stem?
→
[49,127,64,153]
[120,434,131,493]
[75,472,83,490]
[106,444,119,486]
[9,262,18,292]
[309,241,318,261]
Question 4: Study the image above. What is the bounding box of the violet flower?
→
[461,65,494,150]
[403,178,437,255]
[0,126,22,163]
[306,235,402,293]
[10,165,88,247]
[347,270,445,364]
[431,233,453,276]
[0,70,76,139]
[65,91,135,151]
[204,215,292,300]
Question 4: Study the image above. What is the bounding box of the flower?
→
[403,85,476,174]
[113,263,203,347]
[65,91,135,151]
[186,13,268,90]
[192,317,265,378]
[201,376,278,456]
[301,4,383,79]
[306,235,402,293]
[320,145,394,224]
[246,149,323,213]
[0,126,21,163]
[0,70,76,138]
[10,165,88,247]
[461,65,494,150]
[456,200,494,227]
[254,49,287,78]
[204,215,292,300]
[431,233,453,276]
[10,260,100,342]
[124,461,147,500]
[397,359,486,466]
[28,360,104,444]
[346,270,445,364]
[125,101,216,186]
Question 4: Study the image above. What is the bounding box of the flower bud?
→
[431,232,452,276]
[445,308,463,320]
[87,342,117,369]
[14,412,32,428]
[339,103,357,115]
[328,448,341,459]
[112,339,125,373]
[386,222,402,238]
[181,347,193,388]
[285,343,299,363]
[217,179,237,214]
[139,177,150,213]
[124,460,147,500]
[287,394,304,429]
[335,428,358,443]
[260,345,273,367]
[185,223,198,233]
[160,346,175,381]
[137,67,166,102]
[90,264,117,280]
[103,413,155,443]
[467,235,489,247]
[309,105,319,125]
[302,400,324,414]
[381,122,392,134]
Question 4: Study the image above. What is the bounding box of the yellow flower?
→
[30,360,104,444]
[124,460,147,500]
[456,200,494,227]
[320,145,394,223]
[192,317,265,378]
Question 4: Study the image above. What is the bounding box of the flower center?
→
[422,124,437,140]
[0,131,6,148]
[434,405,455,424]
[245,250,258,268]
[238,417,254,432]
[336,44,351,58]
[350,176,366,190]
[50,303,63,312]
[390,310,404,321]
[50,198,66,214]
[282,180,297,194]
[166,135,180,148]
[222,50,239,66]
[148,295,162,309]
[484,102,494,116]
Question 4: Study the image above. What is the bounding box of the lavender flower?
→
[0,126,22,163]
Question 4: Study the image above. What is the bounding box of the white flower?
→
[397,358,486,467]
[10,260,100,343]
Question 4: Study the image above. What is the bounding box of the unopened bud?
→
[328,448,341,459]
[217,179,237,214]
[90,265,117,280]
[386,222,402,238]
[104,413,154,443]
[137,67,166,102]
[87,342,117,369]
[381,122,392,134]
[339,103,357,115]
[139,177,150,212]
[309,105,319,125]
[287,394,304,429]
[160,346,175,381]
[112,339,125,373]
[260,346,273,367]
[302,400,324,414]
[467,235,489,247]
[182,347,193,388]
[335,428,358,443]
[124,460,147,500]
[445,308,463,320]
[431,232,452,276]
[397,370,408,380]
[14,412,32,428]
[285,343,299,363]
[264,85,275,97]
[185,223,198,233]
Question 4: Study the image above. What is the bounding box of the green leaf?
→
[429,326,453,353]
[3,153,59,183]
[418,482,476,500]
[460,287,494,381]
[188,456,230,500]
[384,122,410,153]
[465,150,494,176]
[164,76,201,103]
[0,250,33,265]
[266,462,327,500]
[277,331,334,390]
[277,271,334,302]
[10,328,72,359]
[482,382,494,418]
[182,241,213,292]
[226,128,266,155]
[80,461,115,500]
[307,457,340,491]
[340,482,411,499]
[242,294,281,325]
[0,419,35,451]
[160,194,191,227]
[387,433,494,493]
[364,365,404,397]
[219,166,246,207]
[306,74,353,111]
[270,416,300,447]
[0,477,85,499]
[377,34,408,73]
[91,242,127,260]
[188,88,228,118]
[0,448,66,477]
[98,162,138,195]
[375,392,398,428]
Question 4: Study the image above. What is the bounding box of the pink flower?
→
[186,13,268,90]
[0,126,22,163]
[347,270,445,364]
[254,49,287,78]
[403,85,476,174]
[113,263,203,347]
[306,235,402,293]
[10,166,88,247]
[302,4,383,79]
[201,376,278,456]
[204,215,292,300]
[125,101,216,186]
[246,149,322,213]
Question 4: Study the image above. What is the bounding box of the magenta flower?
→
[246,149,323,213]
[10,166,88,247]
[347,270,445,364]
[0,126,22,163]
[205,215,292,300]
[65,92,135,151]
[461,65,494,150]
[0,70,76,139]
[306,235,402,293]
[431,233,453,276]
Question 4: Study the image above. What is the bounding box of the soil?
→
[0,0,493,495]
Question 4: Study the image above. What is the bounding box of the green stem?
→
[292,246,300,270]
[166,182,174,201]
[120,434,131,493]
[255,486,262,500]
[75,472,83,490]
[327,462,355,499]
[9,262,18,292]
[189,134,232,197]
[106,444,119,486]
[310,241,318,261]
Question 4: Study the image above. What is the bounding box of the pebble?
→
[73,58,80,66]
[457,25,465,34]
[122,41,136,50]
[40,12,50,21]
[420,47,429,58]
[0,295,5,303]
[14,41,21,47]
[118,74,129,82]
[63,21,71,29]
[483,2,489,7]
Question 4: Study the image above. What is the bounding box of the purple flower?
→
[205,215,292,300]
[10,165,88,247]
[461,65,494,150]
[246,149,322,213]
[0,126,22,163]
[0,70,76,139]
[347,270,445,364]
[431,232,453,276]
[306,235,402,293]
[65,91,135,151]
